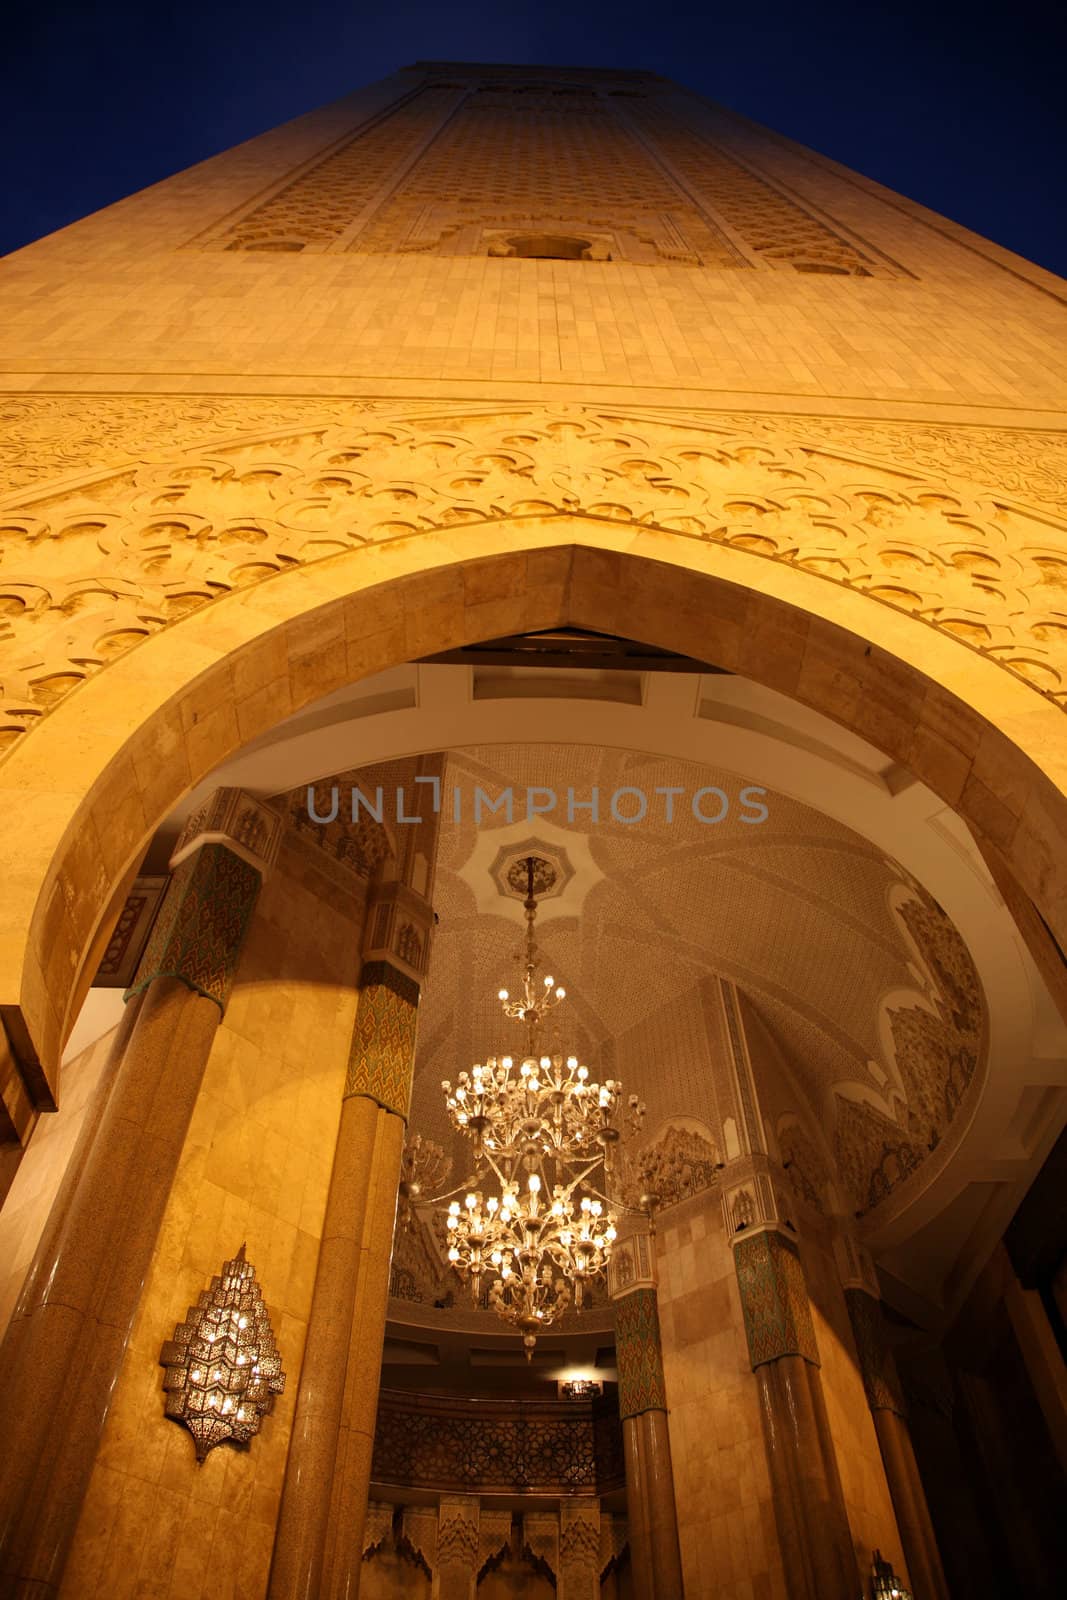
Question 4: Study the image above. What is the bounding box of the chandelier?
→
[437,856,644,1357]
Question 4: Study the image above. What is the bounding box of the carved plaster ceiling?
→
[405,742,986,1226]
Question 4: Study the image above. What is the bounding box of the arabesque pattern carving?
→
[628,98,893,275]
[626,1122,721,1211]
[345,960,420,1116]
[832,880,985,1217]
[614,1287,668,1419]
[2,401,1066,756]
[733,1229,820,1369]
[370,1389,624,1493]
[125,843,261,1012]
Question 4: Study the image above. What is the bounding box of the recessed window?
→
[503,234,594,260]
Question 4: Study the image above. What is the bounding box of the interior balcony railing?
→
[370,1388,625,1495]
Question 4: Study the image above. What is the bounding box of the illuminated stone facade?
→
[0,57,1065,1600]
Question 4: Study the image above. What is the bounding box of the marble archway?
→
[1,402,1065,1097]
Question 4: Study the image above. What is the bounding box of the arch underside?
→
[0,402,1065,1097]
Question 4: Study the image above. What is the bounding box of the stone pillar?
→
[608,1226,684,1600]
[836,1235,949,1600]
[698,976,857,1599]
[731,1222,858,1600]
[268,759,441,1600]
[434,1495,481,1600]
[0,789,280,1599]
[558,1500,602,1600]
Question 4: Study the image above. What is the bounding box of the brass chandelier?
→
[438,856,644,1357]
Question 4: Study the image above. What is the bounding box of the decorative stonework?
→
[614,1287,668,1419]
[628,96,896,275]
[628,1121,721,1211]
[2,401,1067,755]
[275,779,393,880]
[170,787,283,877]
[733,1228,820,1369]
[435,1496,480,1572]
[778,1117,831,1215]
[833,879,984,1218]
[559,1499,603,1596]
[345,959,420,1116]
[94,875,167,987]
[843,1288,907,1416]
[124,843,262,1012]
[523,1512,559,1581]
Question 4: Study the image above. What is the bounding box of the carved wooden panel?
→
[370,1388,624,1494]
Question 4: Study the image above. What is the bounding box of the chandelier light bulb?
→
[465,1193,477,1209]
[499,989,509,1000]
[556,987,565,998]
[544,976,554,987]
[502,1055,512,1068]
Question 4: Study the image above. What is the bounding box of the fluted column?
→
[608,1226,684,1600]
[837,1235,948,1600]
[0,789,280,1599]
[558,1500,602,1600]
[269,759,442,1600]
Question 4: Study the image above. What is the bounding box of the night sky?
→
[4,0,1066,278]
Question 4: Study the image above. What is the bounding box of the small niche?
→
[497,234,594,260]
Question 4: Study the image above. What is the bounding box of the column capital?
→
[614,1286,668,1420]
[832,1223,881,1296]
[170,787,283,877]
[607,1219,657,1298]
[720,1151,796,1241]
[733,1225,820,1369]
[360,876,436,985]
[843,1286,908,1416]
[124,841,263,1012]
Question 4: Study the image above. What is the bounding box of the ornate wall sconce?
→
[869,1549,912,1599]
[558,1379,602,1400]
[160,1244,285,1463]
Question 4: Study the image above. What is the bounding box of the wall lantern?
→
[160,1244,285,1463]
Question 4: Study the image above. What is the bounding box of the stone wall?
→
[57,834,366,1598]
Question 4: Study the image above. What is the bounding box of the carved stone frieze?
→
[2,399,1066,756]
[624,1120,721,1212]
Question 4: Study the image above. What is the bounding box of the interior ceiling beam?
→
[418,625,731,674]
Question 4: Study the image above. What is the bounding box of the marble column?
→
[700,977,858,1599]
[732,1224,858,1600]
[838,1235,949,1600]
[558,1500,602,1600]
[0,789,279,1600]
[269,759,442,1600]
[608,1227,684,1600]
[434,1495,481,1600]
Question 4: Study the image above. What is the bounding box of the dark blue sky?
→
[4,0,1065,277]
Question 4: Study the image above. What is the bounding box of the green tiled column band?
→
[615,1287,668,1420]
[344,958,420,1118]
[124,844,261,1012]
[734,1229,819,1369]
[844,1288,906,1416]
